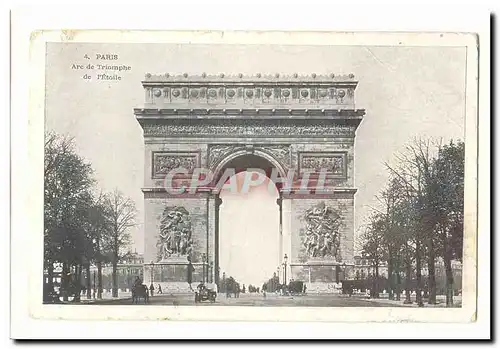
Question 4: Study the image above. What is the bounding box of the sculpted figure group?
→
[157,206,193,260]
[303,202,342,260]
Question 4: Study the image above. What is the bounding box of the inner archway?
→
[213,152,286,289]
[218,171,280,290]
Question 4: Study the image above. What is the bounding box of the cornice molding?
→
[134,108,365,118]
[142,73,357,84]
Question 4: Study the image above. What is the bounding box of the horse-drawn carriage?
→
[131,284,149,304]
[288,280,305,295]
[277,281,306,296]
[194,283,217,303]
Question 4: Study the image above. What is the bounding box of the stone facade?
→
[135,73,364,290]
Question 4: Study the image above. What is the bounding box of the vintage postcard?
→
[14,28,482,331]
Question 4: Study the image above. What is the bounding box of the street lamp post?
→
[93,271,96,299]
[209,261,214,283]
[222,272,226,293]
[150,261,154,286]
[283,254,288,285]
[202,253,206,284]
[342,262,347,281]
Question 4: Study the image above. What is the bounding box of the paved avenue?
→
[91,293,402,307]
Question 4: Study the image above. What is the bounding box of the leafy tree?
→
[44,132,94,301]
[433,140,464,306]
[85,192,112,299]
[44,132,140,302]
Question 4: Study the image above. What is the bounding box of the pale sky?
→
[45,43,466,284]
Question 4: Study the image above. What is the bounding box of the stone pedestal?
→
[291,261,351,281]
[145,256,207,294]
[290,261,354,294]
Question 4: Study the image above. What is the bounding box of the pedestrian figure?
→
[187,256,195,291]
[158,284,162,294]
[149,283,154,297]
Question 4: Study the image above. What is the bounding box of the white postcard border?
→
[9,5,490,340]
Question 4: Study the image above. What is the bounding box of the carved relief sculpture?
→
[208,145,240,169]
[157,206,193,261]
[261,145,292,168]
[143,122,355,138]
[299,152,346,176]
[303,202,342,260]
[153,153,198,177]
[208,144,292,171]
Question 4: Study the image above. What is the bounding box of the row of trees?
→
[44,132,137,302]
[358,138,464,307]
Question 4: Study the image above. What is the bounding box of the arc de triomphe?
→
[134,73,365,292]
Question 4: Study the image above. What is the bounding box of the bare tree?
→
[360,213,386,299]
[376,177,408,301]
[384,138,464,307]
[385,139,438,307]
[102,189,137,298]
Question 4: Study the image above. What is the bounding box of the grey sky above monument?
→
[45,43,466,254]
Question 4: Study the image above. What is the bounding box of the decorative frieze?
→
[143,120,356,138]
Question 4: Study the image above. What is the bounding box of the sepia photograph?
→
[38,36,476,314]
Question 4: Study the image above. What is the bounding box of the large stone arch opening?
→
[212,152,288,287]
[134,73,365,293]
